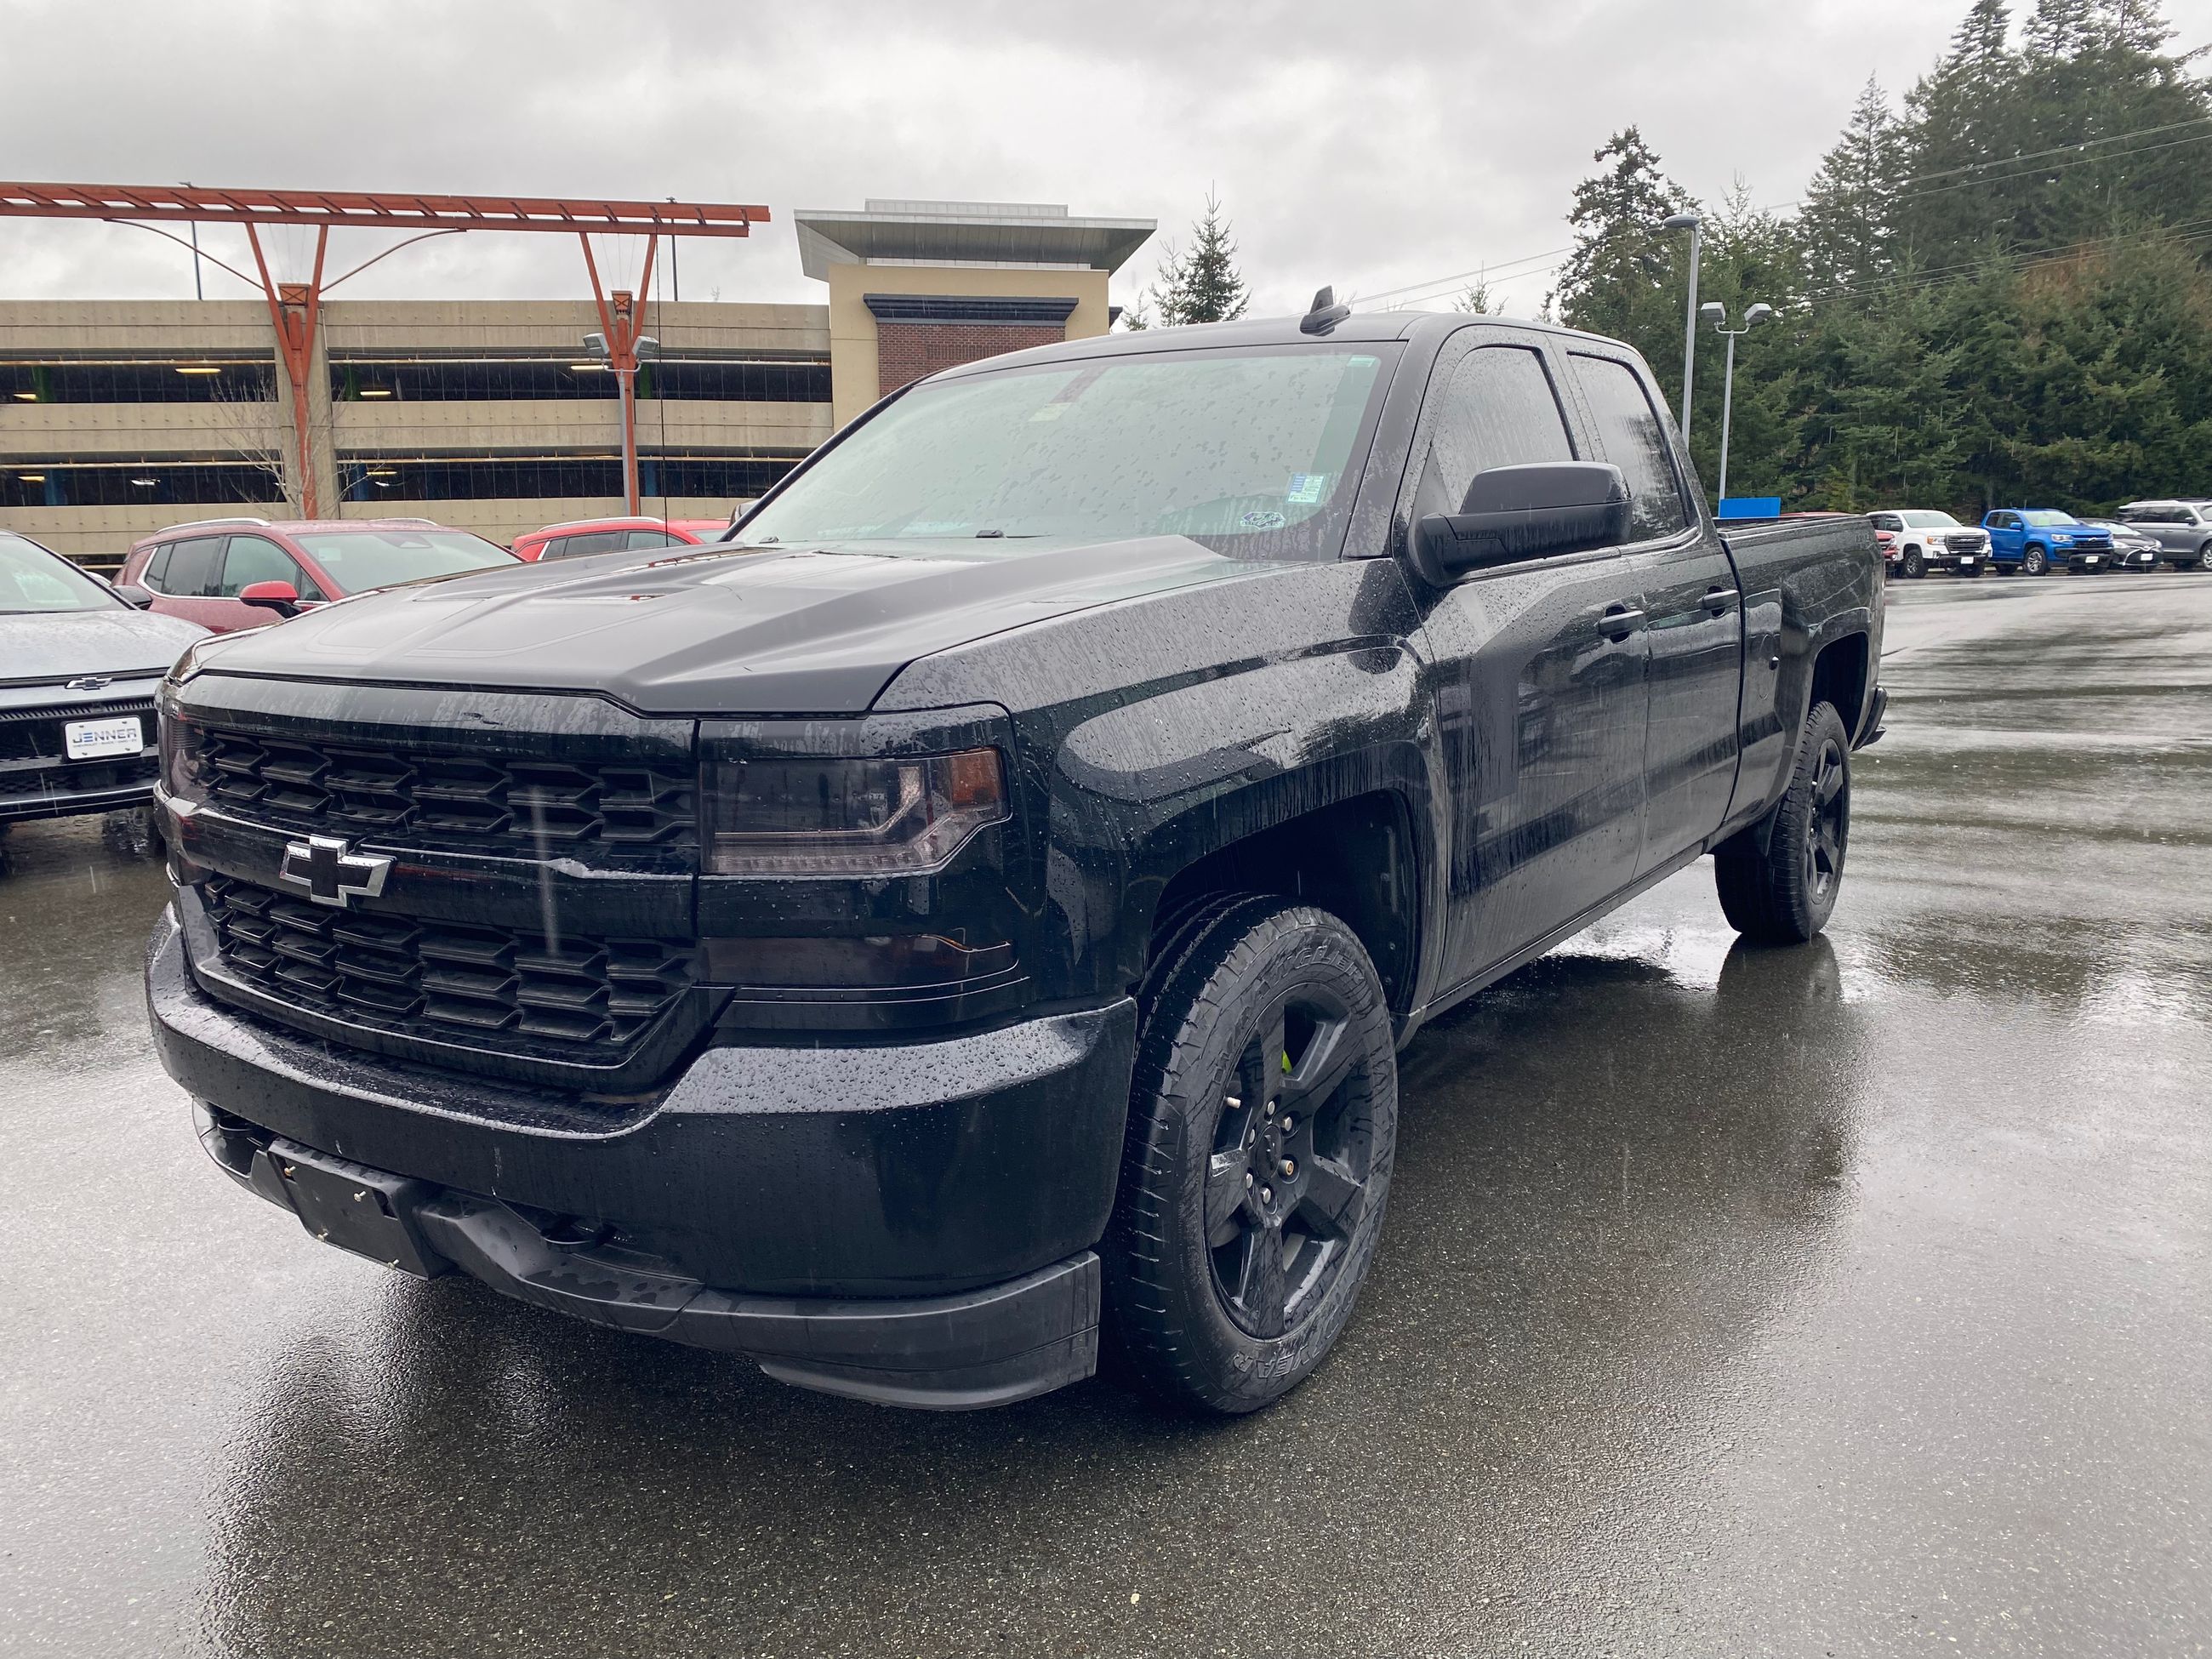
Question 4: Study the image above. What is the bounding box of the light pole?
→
[582,313,659,515]
[181,180,203,300]
[1700,300,1773,504]
[1662,211,1702,441]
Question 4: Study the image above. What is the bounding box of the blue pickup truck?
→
[1981,510,2114,575]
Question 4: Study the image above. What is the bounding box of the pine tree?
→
[1451,274,1502,314]
[1799,77,1907,294]
[1549,128,1696,338]
[1145,193,1250,327]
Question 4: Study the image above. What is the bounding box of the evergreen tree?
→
[1452,274,1502,314]
[1799,77,1907,294]
[1145,193,1250,326]
[1549,127,1696,339]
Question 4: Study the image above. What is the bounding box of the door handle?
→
[1703,585,1740,615]
[1596,607,1646,641]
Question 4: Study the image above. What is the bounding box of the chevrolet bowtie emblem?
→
[278,835,393,909]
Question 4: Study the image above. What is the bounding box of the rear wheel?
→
[2197,541,2212,573]
[1715,700,1851,945]
[1105,896,1396,1414]
[2023,544,2050,576]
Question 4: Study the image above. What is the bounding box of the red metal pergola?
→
[0,183,771,516]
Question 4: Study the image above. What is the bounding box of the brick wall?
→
[877,322,1066,396]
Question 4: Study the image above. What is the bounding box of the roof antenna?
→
[1301,285,1351,335]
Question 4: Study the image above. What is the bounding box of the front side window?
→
[1869,514,1902,531]
[0,532,124,613]
[1414,345,1576,523]
[1570,354,1689,541]
[626,528,681,550]
[218,535,324,600]
[288,528,516,590]
[739,345,1395,560]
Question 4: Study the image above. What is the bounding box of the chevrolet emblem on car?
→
[277,835,393,909]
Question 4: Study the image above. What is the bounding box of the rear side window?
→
[547,529,629,558]
[141,544,174,590]
[1414,345,1576,522]
[2128,507,2175,523]
[161,536,224,596]
[1570,354,1689,542]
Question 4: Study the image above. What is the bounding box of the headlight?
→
[2052,533,2073,544]
[704,748,1008,876]
[159,711,208,805]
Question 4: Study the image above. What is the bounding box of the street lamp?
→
[1701,300,1773,505]
[580,319,660,514]
[1662,212,1702,441]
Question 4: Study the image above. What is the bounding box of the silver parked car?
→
[2114,500,2212,571]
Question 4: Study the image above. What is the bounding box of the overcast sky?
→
[4,0,2210,322]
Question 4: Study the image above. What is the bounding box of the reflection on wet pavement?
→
[1,573,2206,1656]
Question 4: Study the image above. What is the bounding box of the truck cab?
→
[1981,509,2112,575]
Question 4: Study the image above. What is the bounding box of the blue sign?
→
[1717,496,1782,520]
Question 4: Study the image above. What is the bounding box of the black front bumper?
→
[149,909,1137,1408]
[0,755,160,824]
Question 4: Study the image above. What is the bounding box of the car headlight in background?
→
[703,748,1008,876]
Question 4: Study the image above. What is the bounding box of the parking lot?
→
[2,570,2207,1656]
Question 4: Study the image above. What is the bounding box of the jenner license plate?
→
[64,715,144,760]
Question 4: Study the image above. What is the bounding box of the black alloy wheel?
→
[1803,731,1848,905]
[1105,896,1396,1414]
[1715,699,1852,944]
[1901,546,1925,579]
[2023,544,2050,576]
[1205,988,1374,1338]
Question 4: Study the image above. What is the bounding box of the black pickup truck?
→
[147,299,1884,1413]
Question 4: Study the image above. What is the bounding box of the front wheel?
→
[1901,546,1925,579]
[1715,700,1851,945]
[1105,896,1397,1414]
[2022,544,2050,576]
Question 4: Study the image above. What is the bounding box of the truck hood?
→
[184,536,1280,714]
[0,606,207,689]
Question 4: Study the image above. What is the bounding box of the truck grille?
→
[178,723,696,859]
[198,873,695,1052]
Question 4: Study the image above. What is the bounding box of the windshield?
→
[738,345,1394,557]
[289,529,517,591]
[0,532,123,613]
[2021,510,2079,527]
[1899,510,1961,528]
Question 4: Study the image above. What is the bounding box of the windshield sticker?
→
[1240,510,1288,532]
[1286,473,1327,505]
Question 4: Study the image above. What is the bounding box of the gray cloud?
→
[4,0,2209,320]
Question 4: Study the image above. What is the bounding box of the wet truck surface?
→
[147,296,1884,1412]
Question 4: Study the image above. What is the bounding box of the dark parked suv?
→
[149,299,1884,1413]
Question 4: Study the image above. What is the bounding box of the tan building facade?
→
[0,201,1152,561]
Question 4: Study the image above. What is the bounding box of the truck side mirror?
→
[1410,461,1631,585]
[238,579,301,619]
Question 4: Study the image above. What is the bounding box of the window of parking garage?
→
[0,360,277,403]
[328,358,831,403]
[0,461,283,509]
[339,455,801,500]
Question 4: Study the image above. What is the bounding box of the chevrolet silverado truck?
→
[147,298,1885,1414]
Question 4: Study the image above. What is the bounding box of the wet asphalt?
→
[2,570,2207,1658]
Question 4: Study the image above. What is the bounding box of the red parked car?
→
[116,517,520,634]
[510,516,731,562]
